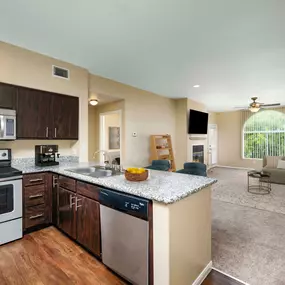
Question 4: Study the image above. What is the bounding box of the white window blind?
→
[242,108,285,159]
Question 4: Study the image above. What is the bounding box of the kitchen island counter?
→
[16,160,215,285]
[13,161,216,204]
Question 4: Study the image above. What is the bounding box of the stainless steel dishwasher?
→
[100,189,149,285]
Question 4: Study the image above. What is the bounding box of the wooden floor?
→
[0,226,244,285]
[0,227,125,285]
[203,270,244,285]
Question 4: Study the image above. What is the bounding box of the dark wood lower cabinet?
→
[76,194,101,256]
[50,174,58,225]
[58,187,77,239]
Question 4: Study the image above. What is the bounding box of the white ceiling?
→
[1,0,285,111]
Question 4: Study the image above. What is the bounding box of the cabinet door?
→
[0,83,17,109]
[76,194,101,256]
[58,187,76,239]
[51,94,79,139]
[52,174,59,225]
[17,87,51,139]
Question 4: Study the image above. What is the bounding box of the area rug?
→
[208,167,285,215]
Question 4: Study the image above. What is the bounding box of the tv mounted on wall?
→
[188,109,209,134]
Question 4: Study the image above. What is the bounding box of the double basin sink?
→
[67,165,121,178]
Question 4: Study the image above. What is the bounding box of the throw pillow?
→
[266,156,283,168]
[277,159,285,169]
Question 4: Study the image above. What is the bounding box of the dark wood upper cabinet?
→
[76,194,101,256]
[0,83,17,109]
[17,87,51,139]
[15,85,79,140]
[51,94,79,140]
[58,187,76,239]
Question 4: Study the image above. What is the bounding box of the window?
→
[243,110,285,159]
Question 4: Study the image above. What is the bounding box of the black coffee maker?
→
[35,145,60,166]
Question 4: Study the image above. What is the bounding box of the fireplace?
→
[192,145,204,163]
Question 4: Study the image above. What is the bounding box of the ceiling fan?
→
[235,97,281,113]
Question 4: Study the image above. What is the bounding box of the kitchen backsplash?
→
[12,155,79,166]
[0,140,78,158]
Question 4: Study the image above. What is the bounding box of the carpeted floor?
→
[209,167,285,285]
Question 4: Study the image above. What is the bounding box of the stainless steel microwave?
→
[0,109,16,140]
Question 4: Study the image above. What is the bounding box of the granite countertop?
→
[13,161,217,204]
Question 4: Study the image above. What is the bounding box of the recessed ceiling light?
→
[89,99,98,106]
[193,85,200,88]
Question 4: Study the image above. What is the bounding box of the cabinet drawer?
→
[24,204,46,229]
[77,181,100,201]
[24,184,45,207]
[23,173,46,187]
[59,176,76,192]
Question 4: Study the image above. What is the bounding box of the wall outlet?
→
[132,132,138,137]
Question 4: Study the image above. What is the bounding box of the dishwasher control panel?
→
[99,189,149,220]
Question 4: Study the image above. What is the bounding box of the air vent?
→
[52,65,69,79]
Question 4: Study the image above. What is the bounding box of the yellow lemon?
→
[138,168,145,173]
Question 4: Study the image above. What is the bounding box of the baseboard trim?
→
[192,261,212,285]
[212,267,249,285]
[215,165,255,171]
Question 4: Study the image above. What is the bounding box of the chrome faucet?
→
[93,150,123,172]
[93,150,111,165]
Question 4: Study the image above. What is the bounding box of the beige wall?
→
[88,101,125,161]
[153,186,212,285]
[174,99,188,169]
[208,112,218,125]
[89,75,176,167]
[216,111,262,169]
[0,42,89,161]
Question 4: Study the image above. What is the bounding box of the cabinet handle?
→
[70,195,76,208]
[76,197,82,211]
[46,127,48,138]
[52,176,58,188]
[29,178,43,183]
[29,194,44,199]
[29,213,44,220]
[54,128,57,138]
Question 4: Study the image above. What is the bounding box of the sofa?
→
[262,156,285,184]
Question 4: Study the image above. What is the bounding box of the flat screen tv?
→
[188,109,209,134]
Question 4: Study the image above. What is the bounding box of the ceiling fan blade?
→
[261,103,281,107]
[255,102,264,105]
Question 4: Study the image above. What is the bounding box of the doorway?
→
[208,124,218,166]
[99,110,122,165]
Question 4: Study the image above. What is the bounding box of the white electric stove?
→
[0,149,23,245]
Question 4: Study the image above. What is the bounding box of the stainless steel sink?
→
[68,167,96,174]
[66,166,120,178]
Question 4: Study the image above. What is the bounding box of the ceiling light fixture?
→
[193,85,200,88]
[249,106,260,113]
[89,99,98,106]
